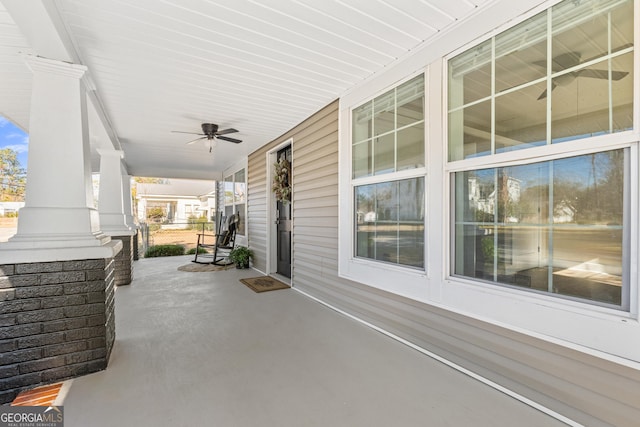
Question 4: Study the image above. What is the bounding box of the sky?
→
[0,116,29,168]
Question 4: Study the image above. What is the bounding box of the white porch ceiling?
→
[1,0,499,180]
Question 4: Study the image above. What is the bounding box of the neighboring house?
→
[0,201,24,216]
[136,179,216,226]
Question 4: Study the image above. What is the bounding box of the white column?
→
[97,149,134,236]
[121,170,135,229]
[0,56,121,263]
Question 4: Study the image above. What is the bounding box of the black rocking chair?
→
[193,212,239,265]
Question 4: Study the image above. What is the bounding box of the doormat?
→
[178,263,234,272]
[240,276,290,293]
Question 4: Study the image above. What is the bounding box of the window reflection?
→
[224,169,246,236]
[454,149,626,306]
[448,0,634,161]
[356,178,425,268]
[353,75,424,178]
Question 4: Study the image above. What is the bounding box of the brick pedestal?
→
[0,258,115,404]
[113,235,133,286]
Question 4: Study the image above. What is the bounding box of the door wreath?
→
[272,158,291,203]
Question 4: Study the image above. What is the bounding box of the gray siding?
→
[247,100,640,427]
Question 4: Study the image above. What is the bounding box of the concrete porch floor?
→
[64,255,569,427]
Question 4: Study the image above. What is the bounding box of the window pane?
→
[234,169,246,204]
[551,55,632,142]
[397,123,424,171]
[612,52,634,132]
[374,133,395,175]
[374,182,398,263]
[397,75,424,128]
[356,178,425,268]
[234,169,245,184]
[448,100,491,161]
[610,0,634,50]
[448,0,634,162]
[552,0,611,70]
[550,0,634,143]
[224,175,233,205]
[398,178,424,268]
[224,205,233,220]
[495,163,550,289]
[551,152,624,305]
[448,39,492,109]
[374,91,395,136]
[495,83,547,153]
[551,0,633,69]
[495,11,547,93]
[355,185,375,259]
[353,101,373,143]
[354,75,424,176]
[454,150,626,306]
[235,203,246,236]
[454,169,496,279]
[353,140,372,179]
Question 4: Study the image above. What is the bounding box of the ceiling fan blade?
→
[186,137,207,145]
[577,69,608,79]
[551,52,581,71]
[217,135,242,144]
[537,81,557,100]
[537,89,548,100]
[216,128,239,136]
[172,131,204,135]
[576,69,629,81]
[611,70,629,80]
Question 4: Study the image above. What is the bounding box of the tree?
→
[0,148,26,202]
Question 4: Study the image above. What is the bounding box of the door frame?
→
[266,138,293,276]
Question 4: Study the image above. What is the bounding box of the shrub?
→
[186,247,208,255]
[144,244,185,258]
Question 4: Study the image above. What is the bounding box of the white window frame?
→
[443,0,639,316]
[339,72,430,302]
[337,0,640,363]
[222,159,248,247]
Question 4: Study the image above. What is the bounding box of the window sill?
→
[339,257,429,302]
[444,274,636,322]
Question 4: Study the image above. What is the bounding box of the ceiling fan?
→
[535,51,629,100]
[172,123,242,152]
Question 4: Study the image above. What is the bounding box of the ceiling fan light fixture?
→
[171,123,243,146]
[201,123,218,136]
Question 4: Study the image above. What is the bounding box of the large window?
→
[448,0,634,309]
[448,0,634,161]
[352,75,425,268]
[223,168,246,236]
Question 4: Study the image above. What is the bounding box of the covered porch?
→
[1,1,639,426]
[63,255,565,427]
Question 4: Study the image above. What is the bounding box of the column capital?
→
[23,54,87,79]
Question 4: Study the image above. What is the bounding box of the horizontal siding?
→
[247,100,340,273]
[247,98,640,427]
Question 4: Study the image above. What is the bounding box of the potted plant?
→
[229,246,253,269]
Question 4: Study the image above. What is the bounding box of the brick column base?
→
[0,258,116,404]
[113,235,133,286]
